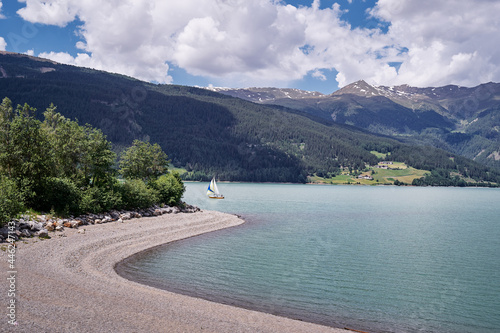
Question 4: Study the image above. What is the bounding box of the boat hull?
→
[208,195,224,199]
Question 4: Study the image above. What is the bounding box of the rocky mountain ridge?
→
[206,86,324,102]
[1,51,498,182]
[208,80,500,168]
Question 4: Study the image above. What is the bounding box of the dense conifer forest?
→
[1,52,499,187]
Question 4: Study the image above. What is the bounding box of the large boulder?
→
[36,229,49,238]
[158,207,170,214]
[120,212,131,220]
[181,204,201,213]
[74,219,85,226]
[109,211,120,220]
[30,222,44,231]
[0,227,9,238]
[45,222,55,231]
[18,222,31,230]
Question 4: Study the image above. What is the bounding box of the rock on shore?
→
[0,203,200,243]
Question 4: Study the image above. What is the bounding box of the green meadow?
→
[309,162,429,185]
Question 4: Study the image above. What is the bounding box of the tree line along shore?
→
[0,97,185,228]
[1,95,499,230]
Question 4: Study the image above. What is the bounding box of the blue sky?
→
[1,1,499,94]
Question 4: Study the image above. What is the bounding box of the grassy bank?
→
[308,162,429,185]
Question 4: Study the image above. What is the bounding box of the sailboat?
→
[207,177,224,199]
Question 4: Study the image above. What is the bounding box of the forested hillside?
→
[217,80,500,170]
[1,52,499,185]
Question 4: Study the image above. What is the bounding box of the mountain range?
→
[209,80,500,169]
[1,51,499,184]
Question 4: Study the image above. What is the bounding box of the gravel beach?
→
[0,210,347,333]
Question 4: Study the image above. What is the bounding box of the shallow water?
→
[118,184,500,333]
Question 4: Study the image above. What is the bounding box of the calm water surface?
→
[117,184,500,333]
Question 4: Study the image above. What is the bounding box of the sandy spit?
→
[0,210,348,333]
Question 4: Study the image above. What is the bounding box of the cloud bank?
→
[371,0,500,87]
[0,1,5,50]
[17,0,500,89]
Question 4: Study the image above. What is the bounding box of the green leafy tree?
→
[8,103,51,204]
[80,185,122,214]
[0,176,24,226]
[152,172,185,206]
[0,98,15,177]
[42,106,116,188]
[34,177,82,215]
[81,125,117,187]
[118,179,158,209]
[119,140,169,182]
[42,105,85,181]
[0,99,128,219]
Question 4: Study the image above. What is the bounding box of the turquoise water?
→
[117,184,500,333]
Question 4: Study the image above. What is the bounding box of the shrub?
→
[80,186,122,214]
[119,140,169,182]
[118,179,158,209]
[0,176,25,226]
[34,177,82,216]
[152,172,185,206]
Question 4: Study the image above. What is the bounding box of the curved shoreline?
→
[0,210,347,333]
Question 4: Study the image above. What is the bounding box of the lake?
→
[117,183,500,333]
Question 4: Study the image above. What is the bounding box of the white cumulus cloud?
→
[16,0,500,89]
[370,0,500,87]
[17,0,77,27]
[0,0,6,51]
[0,2,5,19]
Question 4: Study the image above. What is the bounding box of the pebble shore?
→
[0,204,200,243]
[0,210,347,333]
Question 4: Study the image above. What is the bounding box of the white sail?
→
[212,178,220,195]
[207,177,224,199]
[207,178,215,196]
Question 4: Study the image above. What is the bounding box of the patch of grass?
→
[310,162,430,185]
[372,166,428,184]
[370,150,389,159]
[169,166,188,175]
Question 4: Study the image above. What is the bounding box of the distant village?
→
[358,161,395,180]
[374,161,394,168]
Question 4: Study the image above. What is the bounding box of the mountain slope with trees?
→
[1,52,499,185]
[213,80,500,169]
